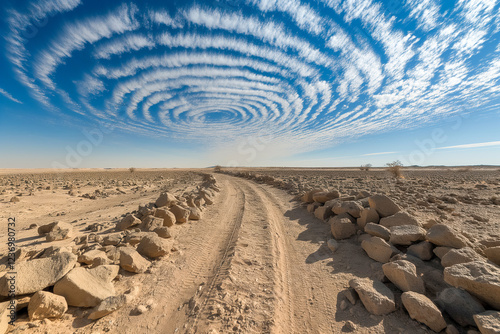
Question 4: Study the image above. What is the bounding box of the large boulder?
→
[401,291,447,332]
[136,235,170,258]
[368,195,400,217]
[189,207,202,220]
[357,208,380,229]
[46,222,74,242]
[0,252,77,296]
[116,214,141,231]
[169,204,190,224]
[155,192,177,208]
[28,291,68,320]
[313,190,340,203]
[379,212,420,228]
[154,208,176,227]
[332,201,363,218]
[484,246,500,266]
[364,223,390,241]
[382,260,425,293]
[444,261,500,310]
[53,265,118,307]
[426,224,468,248]
[436,288,485,327]
[139,216,164,232]
[119,247,151,273]
[301,189,325,203]
[78,250,108,265]
[361,237,398,263]
[407,241,434,261]
[441,247,484,267]
[124,231,156,246]
[330,216,356,240]
[314,205,334,221]
[349,278,395,315]
[473,311,500,334]
[389,225,426,246]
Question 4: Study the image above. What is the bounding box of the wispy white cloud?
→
[362,151,398,156]
[437,141,500,150]
[0,88,23,104]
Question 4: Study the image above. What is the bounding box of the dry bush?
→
[457,167,472,172]
[386,160,403,178]
[360,163,372,171]
[129,167,136,173]
[214,165,222,172]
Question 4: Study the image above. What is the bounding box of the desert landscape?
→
[0,167,499,334]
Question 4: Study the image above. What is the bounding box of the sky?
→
[0,0,499,168]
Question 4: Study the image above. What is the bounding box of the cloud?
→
[437,141,500,150]
[362,151,398,156]
[0,88,23,104]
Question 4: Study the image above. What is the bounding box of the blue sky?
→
[0,0,499,168]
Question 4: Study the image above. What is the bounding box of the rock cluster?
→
[297,188,500,333]
[0,173,219,331]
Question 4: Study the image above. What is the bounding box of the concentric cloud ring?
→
[4,0,500,152]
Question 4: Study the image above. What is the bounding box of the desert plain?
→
[0,167,499,334]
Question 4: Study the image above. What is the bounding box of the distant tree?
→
[214,165,222,172]
[386,160,403,178]
[360,163,372,171]
[129,167,136,173]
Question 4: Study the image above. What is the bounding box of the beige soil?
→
[1,168,499,333]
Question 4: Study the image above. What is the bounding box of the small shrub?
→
[214,165,222,172]
[129,167,136,173]
[386,160,403,178]
[360,163,372,171]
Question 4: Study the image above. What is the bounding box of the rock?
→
[189,207,202,220]
[301,189,324,203]
[401,291,447,332]
[102,234,122,246]
[314,205,334,221]
[170,205,190,224]
[119,247,151,273]
[78,250,108,265]
[434,246,453,259]
[0,252,77,296]
[153,226,171,239]
[389,225,426,246]
[37,221,59,235]
[446,324,460,334]
[53,266,117,307]
[361,237,398,263]
[436,288,485,327]
[349,278,395,315]
[124,231,156,246]
[379,212,420,228]
[0,302,12,334]
[46,222,74,242]
[116,214,141,231]
[382,260,425,293]
[88,294,127,320]
[312,190,340,203]
[368,194,401,217]
[426,224,468,248]
[474,311,500,334]
[10,196,20,202]
[357,208,380,229]
[307,202,321,213]
[408,241,434,261]
[155,192,177,207]
[364,223,390,241]
[330,216,357,240]
[332,201,363,218]
[441,247,484,267]
[444,261,500,310]
[327,239,339,252]
[136,235,170,258]
[28,291,67,321]
[139,216,164,232]
[485,246,500,266]
[154,208,176,227]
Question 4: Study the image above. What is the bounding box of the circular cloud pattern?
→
[4,0,500,150]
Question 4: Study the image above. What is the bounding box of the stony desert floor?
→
[0,167,499,334]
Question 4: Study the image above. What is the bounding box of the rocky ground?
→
[0,167,499,334]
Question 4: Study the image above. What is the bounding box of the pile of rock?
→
[300,189,500,333]
[0,174,219,332]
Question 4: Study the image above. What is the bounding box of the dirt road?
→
[77,173,424,334]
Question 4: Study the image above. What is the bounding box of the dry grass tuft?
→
[359,164,372,171]
[386,160,403,178]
